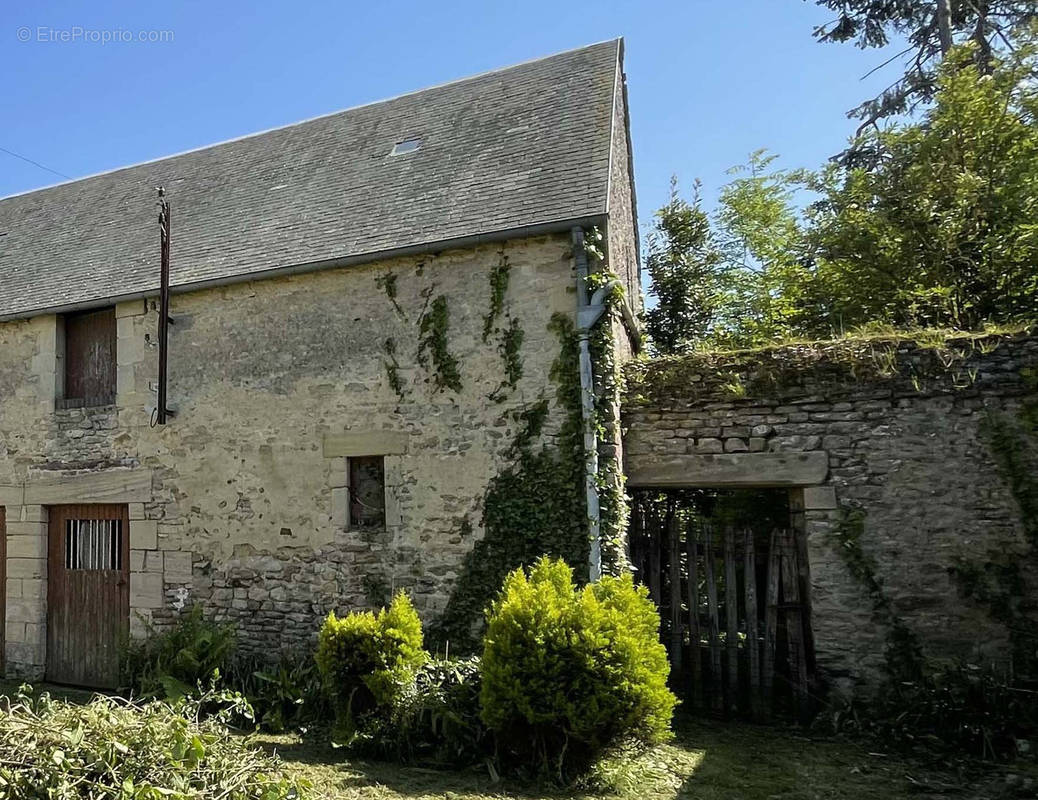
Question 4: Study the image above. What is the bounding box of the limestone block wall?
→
[0,233,586,676]
[623,335,1038,692]
[605,59,641,316]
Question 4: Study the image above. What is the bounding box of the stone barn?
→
[0,39,640,687]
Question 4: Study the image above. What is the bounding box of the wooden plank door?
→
[63,307,117,408]
[47,504,129,688]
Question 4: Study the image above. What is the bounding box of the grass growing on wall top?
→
[626,323,1037,406]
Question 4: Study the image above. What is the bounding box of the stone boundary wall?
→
[622,333,1038,692]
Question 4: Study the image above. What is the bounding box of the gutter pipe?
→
[572,226,622,582]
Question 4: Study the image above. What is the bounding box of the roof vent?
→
[390,138,422,156]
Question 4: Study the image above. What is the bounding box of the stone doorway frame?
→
[624,449,841,677]
[0,469,155,681]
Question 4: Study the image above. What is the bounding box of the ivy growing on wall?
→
[500,317,524,388]
[489,317,525,402]
[949,384,1038,673]
[428,314,587,652]
[383,338,404,401]
[830,507,924,682]
[480,253,525,402]
[415,229,635,647]
[482,252,510,343]
[418,294,463,393]
[586,256,631,573]
[375,271,403,316]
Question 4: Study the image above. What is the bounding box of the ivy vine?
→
[489,317,525,402]
[375,271,403,316]
[586,264,630,574]
[500,317,524,388]
[830,507,924,682]
[428,314,587,652]
[417,295,462,393]
[383,337,405,401]
[948,393,1038,672]
[482,252,510,342]
[427,227,633,647]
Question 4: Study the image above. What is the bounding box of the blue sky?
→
[1,1,902,242]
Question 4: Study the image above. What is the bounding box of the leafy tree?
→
[643,179,722,354]
[645,159,809,352]
[646,40,1038,345]
[801,41,1038,331]
[713,150,808,346]
[810,1,1036,129]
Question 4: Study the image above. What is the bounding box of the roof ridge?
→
[0,38,621,204]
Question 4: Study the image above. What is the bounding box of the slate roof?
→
[0,39,623,320]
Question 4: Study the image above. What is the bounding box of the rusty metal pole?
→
[157,188,172,425]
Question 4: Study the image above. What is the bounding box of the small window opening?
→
[349,456,386,529]
[59,306,117,409]
[65,519,123,571]
[390,138,422,156]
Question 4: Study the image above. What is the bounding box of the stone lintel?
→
[115,299,149,319]
[0,485,24,505]
[323,431,409,458]
[23,469,153,505]
[625,451,829,488]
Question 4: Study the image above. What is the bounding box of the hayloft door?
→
[47,504,129,688]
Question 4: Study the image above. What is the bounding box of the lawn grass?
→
[251,715,1032,800]
[3,682,1032,798]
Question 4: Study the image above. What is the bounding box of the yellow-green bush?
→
[315,592,426,733]
[480,557,676,780]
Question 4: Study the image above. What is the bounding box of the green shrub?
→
[365,656,489,765]
[122,605,237,699]
[480,557,676,780]
[828,662,1038,761]
[0,686,305,799]
[315,592,426,734]
[226,652,330,733]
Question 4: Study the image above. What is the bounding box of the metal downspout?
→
[572,227,622,582]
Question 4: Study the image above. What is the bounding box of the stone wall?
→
[605,58,641,317]
[0,233,587,676]
[623,334,1038,692]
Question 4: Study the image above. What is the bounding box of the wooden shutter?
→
[63,308,116,407]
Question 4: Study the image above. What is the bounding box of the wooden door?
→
[47,504,129,688]
[63,307,117,407]
[628,490,816,722]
